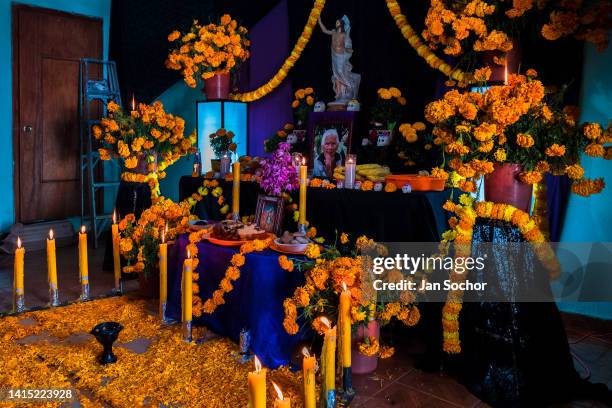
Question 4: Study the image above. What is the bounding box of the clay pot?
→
[484,163,533,212]
[351,320,380,374]
[204,73,230,99]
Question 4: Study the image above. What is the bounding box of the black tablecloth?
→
[179,176,452,242]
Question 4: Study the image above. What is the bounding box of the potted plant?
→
[166,14,250,99]
[425,69,608,211]
[118,198,195,297]
[292,87,316,138]
[369,87,406,147]
[209,128,237,171]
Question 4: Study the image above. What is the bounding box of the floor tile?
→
[365,382,461,407]
[397,369,479,407]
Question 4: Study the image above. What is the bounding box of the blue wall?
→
[558,40,612,320]
[0,0,111,232]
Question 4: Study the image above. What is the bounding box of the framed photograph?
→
[255,194,284,235]
[307,112,354,178]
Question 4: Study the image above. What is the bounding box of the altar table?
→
[179,176,452,242]
[166,233,309,368]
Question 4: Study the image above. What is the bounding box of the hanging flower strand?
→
[231,0,326,102]
[385,0,470,83]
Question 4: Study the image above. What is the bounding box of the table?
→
[179,176,452,242]
[166,234,309,368]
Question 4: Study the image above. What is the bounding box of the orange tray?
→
[384,174,446,191]
[207,233,274,247]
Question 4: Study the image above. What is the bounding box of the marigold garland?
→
[440,197,561,354]
[385,0,469,83]
[231,0,325,102]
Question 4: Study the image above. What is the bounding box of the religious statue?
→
[318,15,361,105]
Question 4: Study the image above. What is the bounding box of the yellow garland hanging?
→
[441,198,560,354]
[230,0,326,102]
[384,0,469,83]
[187,234,274,316]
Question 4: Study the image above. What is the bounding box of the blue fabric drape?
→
[167,234,309,368]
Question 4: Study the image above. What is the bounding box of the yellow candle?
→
[299,160,307,225]
[47,230,58,289]
[78,226,88,285]
[182,251,193,322]
[320,317,336,395]
[232,161,240,216]
[302,348,316,408]
[248,355,266,408]
[112,211,121,291]
[339,282,352,368]
[13,237,25,310]
[159,228,168,312]
[272,381,291,408]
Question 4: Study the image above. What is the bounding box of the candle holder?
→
[232,328,254,363]
[49,284,60,307]
[182,320,193,343]
[326,390,336,408]
[113,280,123,296]
[337,369,356,406]
[232,212,240,222]
[298,223,308,235]
[80,282,90,302]
[90,321,123,364]
[220,152,231,176]
[13,290,25,313]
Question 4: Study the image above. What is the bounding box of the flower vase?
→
[204,73,230,100]
[484,163,533,213]
[210,159,221,172]
[351,320,380,374]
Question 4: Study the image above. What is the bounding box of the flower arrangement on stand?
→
[282,234,420,367]
[264,123,296,153]
[424,70,609,209]
[118,198,196,286]
[259,142,300,196]
[94,101,196,199]
[209,128,237,158]
[370,87,406,132]
[292,87,316,130]
[166,14,250,96]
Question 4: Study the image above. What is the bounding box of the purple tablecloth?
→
[167,234,309,368]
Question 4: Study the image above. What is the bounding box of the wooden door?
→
[13,5,102,222]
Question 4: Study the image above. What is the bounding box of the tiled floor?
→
[1,241,611,407]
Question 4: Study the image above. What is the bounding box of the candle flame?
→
[504,62,508,85]
[161,228,165,244]
[320,316,331,330]
[17,236,22,248]
[302,347,310,358]
[113,209,117,224]
[81,225,86,234]
[254,355,262,373]
[342,281,347,292]
[49,229,54,240]
[272,381,284,401]
[131,94,136,111]
[187,249,191,259]
[302,157,306,166]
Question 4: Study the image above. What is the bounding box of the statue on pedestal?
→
[318,15,361,107]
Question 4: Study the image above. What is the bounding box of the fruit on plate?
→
[211,220,267,241]
[333,163,391,182]
[278,231,310,245]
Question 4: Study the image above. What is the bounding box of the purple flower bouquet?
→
[259,142,299,196]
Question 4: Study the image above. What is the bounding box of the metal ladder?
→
[79,59,122,248]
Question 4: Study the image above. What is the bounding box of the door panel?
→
[14,6,102,222]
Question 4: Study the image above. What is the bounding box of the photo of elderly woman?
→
[312,127,347,178]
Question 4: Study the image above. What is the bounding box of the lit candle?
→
[13,237,25,312]
[504,61,508,85]
[320,317,336,399]
[159,224,168,321]
[78,226,89,301]
[272,381,291,408]
[47,229,59,306]
[345,154,356,189]
[299,158,308,227]
[248,355,266,408]
[302,348,316,408]
[232,161,241,219]
[112,210,122,294]
[182,249,193,342]
[131,94,136,111]
[339,282,352,368]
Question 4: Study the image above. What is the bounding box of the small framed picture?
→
[255,194,284,235]
[307,112,354,178]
